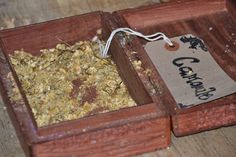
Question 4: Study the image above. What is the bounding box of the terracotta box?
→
[0,12,170,157]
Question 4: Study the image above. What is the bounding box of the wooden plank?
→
[0,97,25,157]
[32,117,170,157]
[137,127,236,157]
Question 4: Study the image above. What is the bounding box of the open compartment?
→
[113,0,236,136]
[0,12,170,157]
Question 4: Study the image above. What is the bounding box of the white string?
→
[94,28,174,58]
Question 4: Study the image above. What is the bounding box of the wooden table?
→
[0,0,235,157]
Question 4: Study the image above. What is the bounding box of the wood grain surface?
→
[0,0,235,157]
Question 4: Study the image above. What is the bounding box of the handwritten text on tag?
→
[145,34,236,109]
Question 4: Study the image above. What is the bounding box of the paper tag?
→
[145,34,236,109]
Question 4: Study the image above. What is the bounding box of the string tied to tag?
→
[93,28,174,58]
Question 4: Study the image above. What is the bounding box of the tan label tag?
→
[145,34,236,109]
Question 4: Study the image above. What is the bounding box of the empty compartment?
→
[113,0,236,136]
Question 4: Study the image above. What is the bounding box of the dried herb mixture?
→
[9,41,136,127]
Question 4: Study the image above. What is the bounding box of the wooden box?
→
[112,0,236,136]
[0,12,170,157]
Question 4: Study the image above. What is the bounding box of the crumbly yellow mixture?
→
[9,41,136,127]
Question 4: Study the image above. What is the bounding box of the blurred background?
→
[0,0,169,29]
